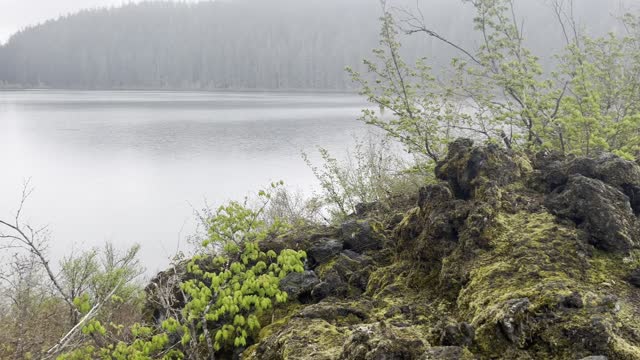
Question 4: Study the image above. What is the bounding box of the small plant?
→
[260,186,324,226]
[181,182,306,353]
[304,134,424,221]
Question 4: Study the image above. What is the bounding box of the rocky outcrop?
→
[148,139,640,360]
[307,238,343,266]
[340,220,386,253]
[279,271,320,302]
[545,175,638,252]
[435,138,522,199]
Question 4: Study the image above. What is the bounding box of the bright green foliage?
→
[56,346,97,360]
[181,182,307,352]
[57,184,305,359]
[353,1,640,162]
[58,318,185,359]
[81,319,106,336]
[73,293,92,315]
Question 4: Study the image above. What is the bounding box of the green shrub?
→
[350,1,640,160]
[304,134,425,221]
[57,184,306,359]
[181,183,306,352]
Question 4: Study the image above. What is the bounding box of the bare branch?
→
[0,183,81,319]
[395,5,483,66]
[550,81,570,119]
[45,278,125,358]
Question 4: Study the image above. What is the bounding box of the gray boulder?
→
[341,220,384,253]
[279,270,320,301]
[307,237,343,265]
[435,138,520,199]
[545,175,638,253]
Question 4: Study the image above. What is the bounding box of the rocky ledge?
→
[148,139,640,360]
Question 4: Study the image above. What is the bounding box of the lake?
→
[0,90,369,274]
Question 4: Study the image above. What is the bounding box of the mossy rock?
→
[545,174,639,253]
[340,219,387,253]
[421,346,476,360]
[146,139,640,360]
[311,250,376,300]
[245,317,350,360]
[340,322,429,359]
[435,138,522,200]
[456,211,640,359]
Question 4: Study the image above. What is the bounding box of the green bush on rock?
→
[181,185,307,352]
[57,183,306,359]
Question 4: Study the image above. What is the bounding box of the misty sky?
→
[0,0,198,44]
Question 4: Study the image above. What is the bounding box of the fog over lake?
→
[0,90,368,274]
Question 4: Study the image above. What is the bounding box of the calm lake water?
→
[0,90,368,274]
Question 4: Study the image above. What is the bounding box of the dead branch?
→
[0,180,80,317]
[44,278,124,358]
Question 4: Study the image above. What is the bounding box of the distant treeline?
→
[0,0,631,90]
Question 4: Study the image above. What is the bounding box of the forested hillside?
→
[0,0,385,89]
[0,0,633,90]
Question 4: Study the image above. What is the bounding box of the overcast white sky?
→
[0,0,199,44]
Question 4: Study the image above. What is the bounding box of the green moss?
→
[369,219,385,235]
[339,313,364,325]
[611,334,640,360]
[245,146,640,360]
[586,250,640,285]
[454,210,640,358]
[257,314,292,340]
[316,258,338,278]
[460,212,580,305]
[341,321,431,358]
[513,153,534,174]
[398,207,420,227]
[245,318,350,360]
[461,347,477,360]
[365,260,435,298]
[248,204,640,359]
[458,211,585,355]
[254,303,305,343]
